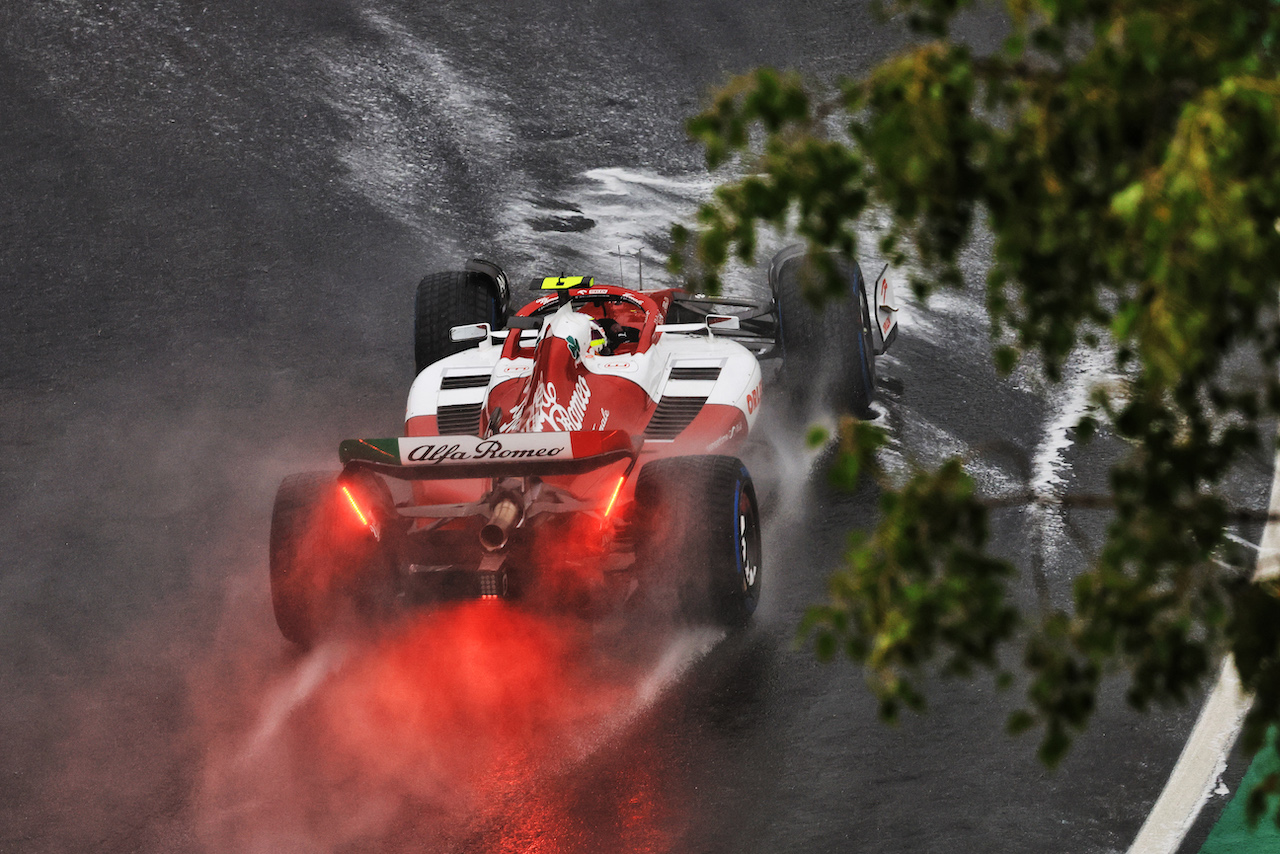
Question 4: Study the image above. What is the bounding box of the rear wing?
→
[339,430,641,480]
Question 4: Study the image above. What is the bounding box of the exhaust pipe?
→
[479,496,523,552]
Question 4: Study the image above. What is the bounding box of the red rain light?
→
[341,485,371,527]
[603,476,626,517]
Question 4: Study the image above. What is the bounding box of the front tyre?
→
[771,245,876,417]
[414,266,507,375]
[635,455,762,627]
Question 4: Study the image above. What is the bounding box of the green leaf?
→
[806,424,831,448]
[1110,182,1145,220]
[1007,710,1036,736]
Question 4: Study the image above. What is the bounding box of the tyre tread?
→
[269,471,335,646]
[774,253,875,416]
[635,455,760,626]
[415,270,501,374]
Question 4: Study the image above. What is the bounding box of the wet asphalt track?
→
[2,2,1275,852]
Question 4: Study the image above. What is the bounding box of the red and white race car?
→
[268,247,898,646]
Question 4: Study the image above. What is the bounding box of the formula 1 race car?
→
[268,247,899,646]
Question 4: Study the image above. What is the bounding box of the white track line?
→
[1126,428,1280,854]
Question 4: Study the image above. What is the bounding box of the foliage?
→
[675,0,1280,816]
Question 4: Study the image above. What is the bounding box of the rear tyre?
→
[771,246,876,417]
[414,269,506,375]
[269,471,397,647]
[635,456,762,627]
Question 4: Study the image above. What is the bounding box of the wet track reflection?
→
[195,600,729,852]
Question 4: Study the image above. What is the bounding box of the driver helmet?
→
[545,306,608,361]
